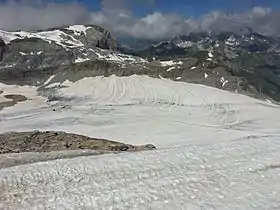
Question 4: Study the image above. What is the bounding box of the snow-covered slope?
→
[0,28,84,48]
[0,25,107,49]
[1,75,280,209]
[1,136,280,210]
[2,75,279,146]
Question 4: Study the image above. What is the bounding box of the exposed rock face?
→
[0,38,5,61]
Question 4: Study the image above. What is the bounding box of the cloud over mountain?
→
[0,0,279,39]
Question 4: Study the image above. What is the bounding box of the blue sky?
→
[51,0,280,17]
[1,0,280,17]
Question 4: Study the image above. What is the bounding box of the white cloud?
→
[0,1,90,31]
[0,1,280,39]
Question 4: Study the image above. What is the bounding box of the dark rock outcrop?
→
[0,131,156,154]
[0,38,5,61]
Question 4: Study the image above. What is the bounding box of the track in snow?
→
[1,75,280,147]
[1,75,280,209]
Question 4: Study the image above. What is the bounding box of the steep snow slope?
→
[0,75,280,209]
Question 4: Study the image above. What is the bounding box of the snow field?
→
[1,75,280,209]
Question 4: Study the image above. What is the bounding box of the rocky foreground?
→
[0,131,156,168]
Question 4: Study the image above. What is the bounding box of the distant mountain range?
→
[132,30,280,102]
[0,25,280,102]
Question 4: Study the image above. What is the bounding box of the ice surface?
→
[1,75,280,209]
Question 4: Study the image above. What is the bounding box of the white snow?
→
[43,75,55,85]
[176,41,193,48]
[75,57,90,63]
[19,52,27,56]
[1,64,15,68]
[225,35,239,46]
[0,30,19,44]
[190,66,196,70]
[166,67,175,72]
[93,49,147,64]
[0,29,84,49]
[37,51,43,55]
[175,76,181,80]
[160,60,183,66]
[207,58,213,61]
[222,80,229,87]
[66,25,91,36]
[46,82,61,88]
[208,52,214,58]
[1,75,280,209]
[220,77,229,87]
[153,41,169,48]
[225,41,234,46]
[204,73,209,78]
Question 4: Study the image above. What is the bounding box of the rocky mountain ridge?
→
[0,25,279,102]
[135,31,280,102]
[0,25,151,84]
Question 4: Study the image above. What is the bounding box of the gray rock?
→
[0,38,5,61]
[0,131,156,154]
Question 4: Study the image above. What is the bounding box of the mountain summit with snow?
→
[0,25,280,102]
[0,25,149,85]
